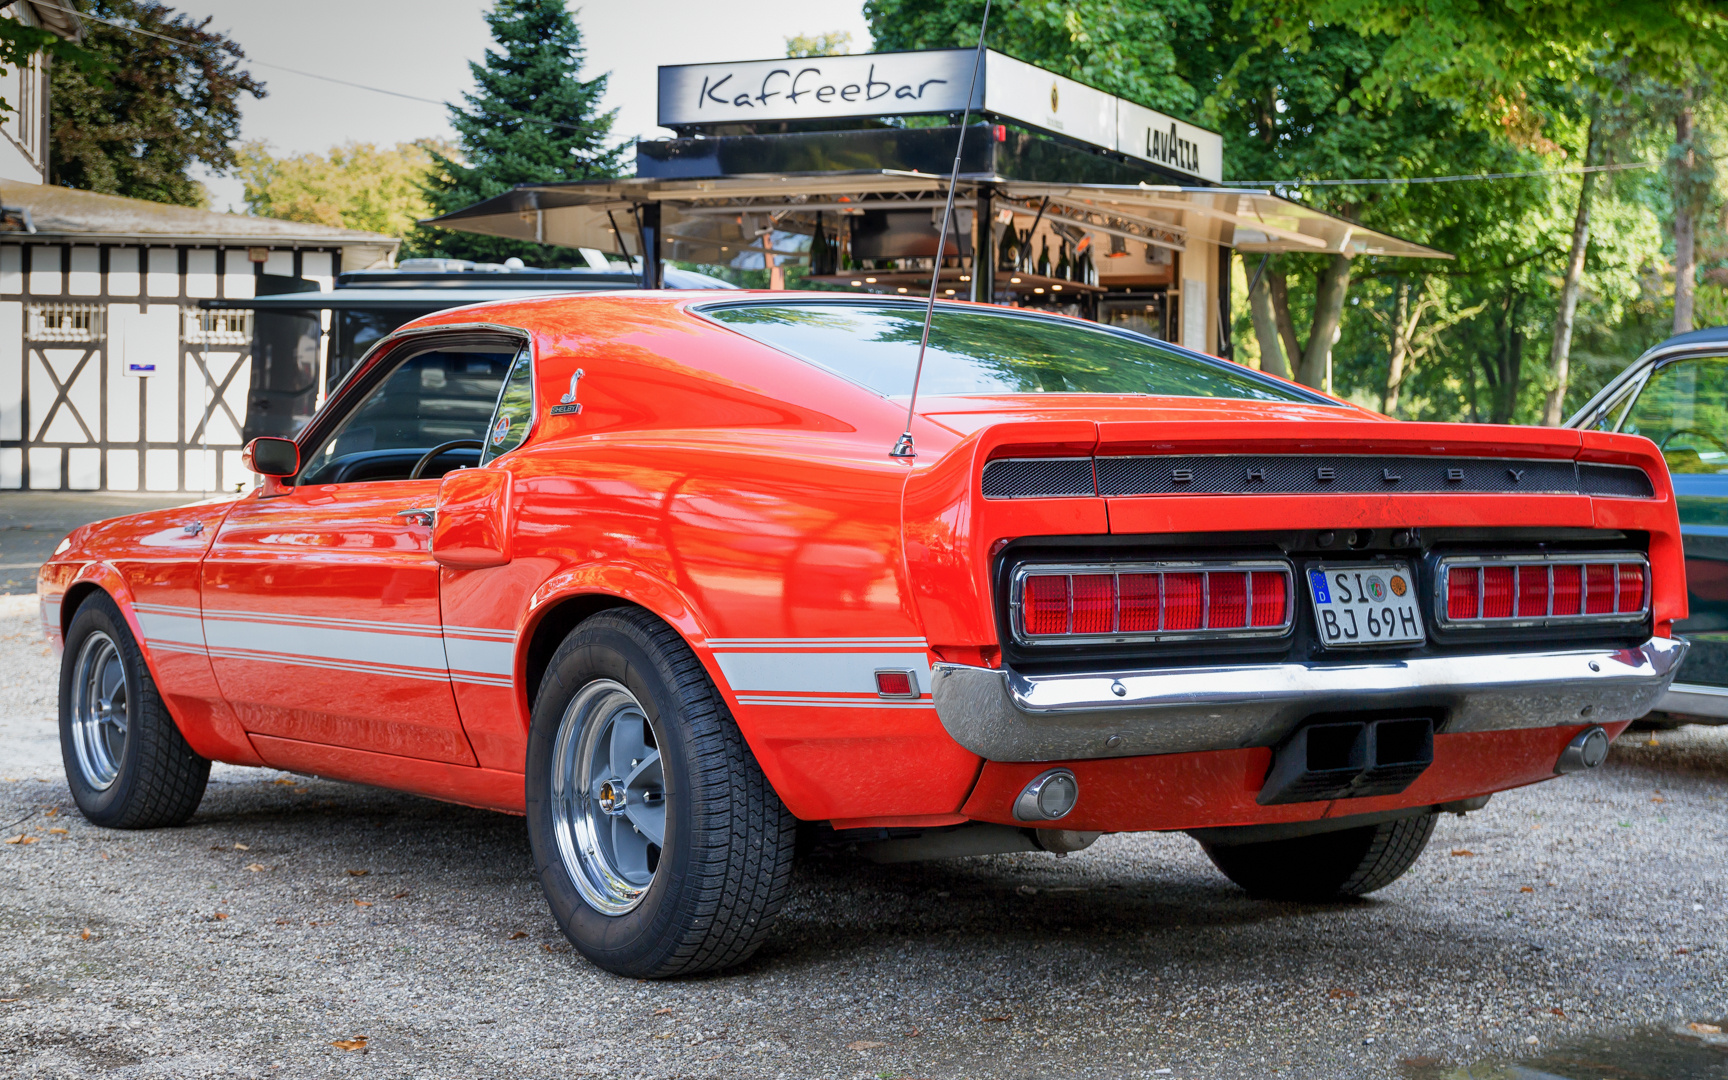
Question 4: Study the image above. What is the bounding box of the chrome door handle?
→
[394,508,436,527]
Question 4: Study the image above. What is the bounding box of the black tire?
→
[525,608,796,978]
[59,592,210,828]
[1200,813,1436,901]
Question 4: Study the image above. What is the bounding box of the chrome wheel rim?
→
[550,679,668,915]
[70,631,129,790]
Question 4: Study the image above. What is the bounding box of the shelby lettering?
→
[698,65,948,111]
[1145,123,1199,173]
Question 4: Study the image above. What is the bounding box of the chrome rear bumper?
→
[930,637,1687,763]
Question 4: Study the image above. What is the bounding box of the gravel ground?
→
[1,593,1725,1079]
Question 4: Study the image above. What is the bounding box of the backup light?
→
[1012,562,1293,643]
[1440,555,1647,626]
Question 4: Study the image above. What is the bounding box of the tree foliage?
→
[48,0,264,208]
[0,11,105,119]
[412,0,624,265]
[236,140,449,238]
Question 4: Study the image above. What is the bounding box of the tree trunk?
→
[1674,93,1697,334]
[1383,279,1410,415]
[1542,108,1600,426]
[1248,266,1289,378]
[1299,254,1353,390]
[1267,267,1303,373]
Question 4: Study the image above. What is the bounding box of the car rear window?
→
[701,300,1322,403]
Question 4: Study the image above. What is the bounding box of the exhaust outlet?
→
[1554,725,1610,774]
[1258,716,1436,805]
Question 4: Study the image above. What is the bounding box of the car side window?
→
[1620,357,1728,474]
[297,346,516,485]
[480,348,534,465]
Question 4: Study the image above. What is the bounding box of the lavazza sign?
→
[658,49,1224,185]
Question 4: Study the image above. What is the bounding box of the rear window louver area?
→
[980,455,1654,500]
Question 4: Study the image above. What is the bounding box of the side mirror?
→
[242,436,299,478]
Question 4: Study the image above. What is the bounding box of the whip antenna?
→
[890,0,992,459]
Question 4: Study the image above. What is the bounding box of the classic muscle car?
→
[41,292,1685,977]
[1568,325,1728,724]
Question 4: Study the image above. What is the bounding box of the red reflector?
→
[1446,567,1478,619]
[1585,564,1614,613]
[1118,573,1160,632]
[1164,573,1203,630]
[1552,564,1582,615]
[993,123,1007,142]
[1617,563,1645,613]
[875,670,913,697]
[1022,574,1069,635]
[1516,565,1549,617]
[1482,566,1514,618]
[1207,571,1247,629]
[1071,574,1114,634]
[1250,571,1287,627]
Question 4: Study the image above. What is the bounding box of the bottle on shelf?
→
[1036,237,1051,277]
[809,216,833,277]
[998,223,1020,273]
[1054,240,1071,281]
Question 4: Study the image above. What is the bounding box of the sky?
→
[187,0,874,212]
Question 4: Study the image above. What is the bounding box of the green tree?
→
[237,140,448,238]
[413,0,624,266]
[49,0,264,208]
[864,0,1210,115]
[0,10,103,120]
[786,31,853,58]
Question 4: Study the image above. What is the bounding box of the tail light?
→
[1011,561,1294,643]
[1438,554,1649,627]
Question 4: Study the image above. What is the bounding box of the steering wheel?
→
[1658,427,1728,455]
[409,439,485,481]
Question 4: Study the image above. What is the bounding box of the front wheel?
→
[525,608,796,977]
[1199,813,1437,901]
[59,592,210,828]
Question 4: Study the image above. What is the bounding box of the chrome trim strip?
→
[930,636,1687,762]
[1654,682,1728,722]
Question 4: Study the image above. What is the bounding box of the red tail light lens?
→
[1118,573,1160,632]
[1585,564,1614,613]
[1441,557,1646,624]
[1516,566,1548,617]
[1022,574,1069,635]
[1071,574,1114,634]
[1016,565,1292,640]
[1552,564,1582,615]
[1617,563,1645,613]
[1163,573,1204,630]
[1250,571,1287,627]
[1447,567,1479,619]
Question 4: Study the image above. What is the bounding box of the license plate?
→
[1307,563,1426,646]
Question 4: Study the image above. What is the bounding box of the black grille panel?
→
[1578,463,1656,498]
[978,454,1656,499]
[981,457,1095,499]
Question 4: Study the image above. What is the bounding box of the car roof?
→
[1644,325,1728,355]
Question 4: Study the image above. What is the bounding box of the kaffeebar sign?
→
[657,49,1223,184]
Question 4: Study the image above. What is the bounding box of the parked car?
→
[41,293,1685,977]
[1568,325,1728,724]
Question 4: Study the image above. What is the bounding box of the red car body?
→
[38,292,1686,839]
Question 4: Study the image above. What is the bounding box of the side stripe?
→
[713,650,932,696]
[733,693,936,710]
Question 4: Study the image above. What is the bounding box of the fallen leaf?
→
[1675,948,1692,955]
[982,1015,1012,1022]
[330,1036,368,1051]
[272,778,297,786]
[847,1040,887,1050]
[908,1027,921,1037]
[1689,1022,1722,1035]
[1551,1007,1565,1018]
[1652,796,1667,804]
[4,835,34,845]
[48,828,67,835]
[1520,886,1534,893]
[653,1033,674,1040]
[0,997,18,1002]
[43,808,56,816]
[79,929,90,941]
[1328,988,1358,1000]
[246,863,266,872]
[508,931,528,940]
[391,891,409,899]
[1450,849,1475,857]
[213,912,228,920]
[654,1007,673,1015]
[233,843,249,850]
[347,869,369,877]
[543,943,554,952]
[353,900,372,908]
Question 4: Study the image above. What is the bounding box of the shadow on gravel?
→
[1400,1018,1728,1079]
[1607,725,1728,780]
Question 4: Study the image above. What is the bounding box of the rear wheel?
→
[525,608,796,977]
[1200,813,1436,901]
[60,593,209,828]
